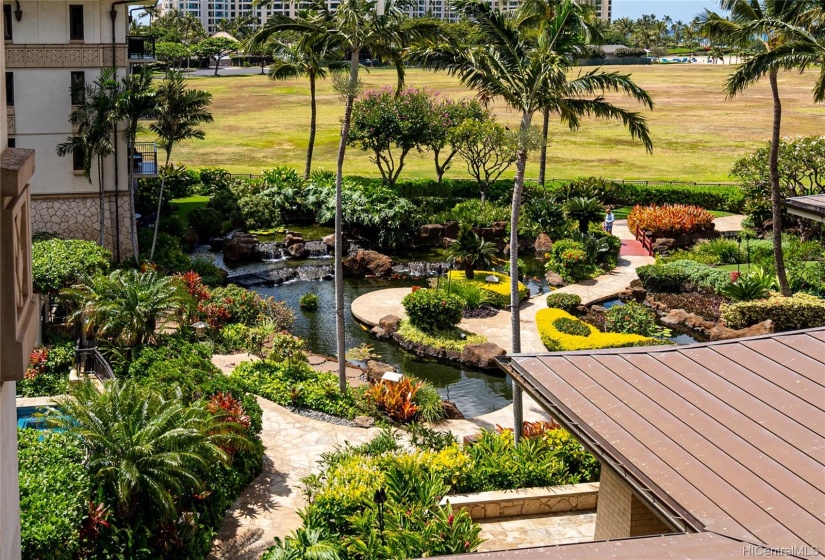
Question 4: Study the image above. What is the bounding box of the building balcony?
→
[130,142,158,177]
[128,36,156,62]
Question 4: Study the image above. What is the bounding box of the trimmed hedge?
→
[636,264,690,292]
[447,270,528,308]
[667,260,733,293]
[720,293,825,331]
[537,308,659,351]
[402,288,465,332]
[546,292,582,312]
[604,183,744,212]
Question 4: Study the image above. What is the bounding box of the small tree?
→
[155,41,190,70]
[348,87,434,186]
[450,118,518,202]
[445,224,498,279]
[421,98,487,183]
[193,36,239,76]
[565,197,605,234]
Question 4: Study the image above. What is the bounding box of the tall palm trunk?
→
[98,157,106,247]
[127,139,139,264]
[768,70,791,296]
[510,110,532,445]
[149,150,172,262]
[538,108,549,187]
[335,49,360,393]
[306,72,317,180]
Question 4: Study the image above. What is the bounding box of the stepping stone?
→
[307,355,327,366]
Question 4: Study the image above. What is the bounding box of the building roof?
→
[500,328,825,553]
[784,194,825,223]
[600,44,629,54]
[439,532,797,560]
[210,31,239,42]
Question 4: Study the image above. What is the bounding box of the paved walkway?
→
[476,512,596,551]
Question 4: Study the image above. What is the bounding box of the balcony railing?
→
[128,35,156,61]
[130,142,158,176]
[75,346,115,381]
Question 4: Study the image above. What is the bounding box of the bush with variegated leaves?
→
[627,204,715,237]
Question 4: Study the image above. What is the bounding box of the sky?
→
[612,1,719,22]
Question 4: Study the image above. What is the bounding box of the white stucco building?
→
[4,0,157,261]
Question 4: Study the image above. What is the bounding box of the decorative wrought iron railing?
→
[128,35,156,61]
[75,345,115,381]
[130,142,158,176]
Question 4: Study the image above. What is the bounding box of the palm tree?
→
[252,0,439,393]
[265,34,346,179]
[263,528,345,560]
[116,67,157,264]
[149,71,213,262]
[62,269,193,348]
[445,224,498,279]
[565,197,605,233]
[699,0,809,296]
[51,381,250,528]
[57,68,120,248]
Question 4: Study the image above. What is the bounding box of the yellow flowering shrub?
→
[447,270,529,307]
[536,308,658,351]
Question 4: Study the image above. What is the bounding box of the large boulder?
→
[491,221,507,236]
[545,271,566,288]
[366,360,397,382]
[710,320,774,341]
[223,232,259,265]
[284,233,304,247]
[418,224,445,245]
[342,250,394,277]
[379,315,402,335]
[442,400,465,420]
[652,237,675,253]
[661,308,689,327]
[443,221,459,239]
[460,343,507,370]
[534,233,553,254]
[287,242,307,259]
[322,234,349,253]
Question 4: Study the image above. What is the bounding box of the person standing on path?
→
[604,208,615,234]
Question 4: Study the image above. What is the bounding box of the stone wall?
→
[31,192,134,260]
[593,466,672,540]
[442,483,599,520]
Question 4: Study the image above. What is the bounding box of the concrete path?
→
[714,214,745,237]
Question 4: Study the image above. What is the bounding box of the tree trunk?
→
[335,49,360,393]
[465,265,474,280]
[769,70,791,296]
[510,110,532,446]
[306,73,317,181]
[98,157,106,247]
[149,150,172,262]
[214,57,220,76]
[127,139,139,264]
[538,108,549,187]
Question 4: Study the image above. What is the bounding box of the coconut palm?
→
[116,67,157,264]
[565,197,605,233]
[149,71,213,262]
[266,35,347,179]
[699,0,809,296]
[51,381,249,526]
[413,0,653,357]
[57,68,120,248]
[445,224,499,279]
[252,0,440,393]
[62,268,192,348]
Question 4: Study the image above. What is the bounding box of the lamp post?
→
[373,487,387,544]
[737,237,742,274]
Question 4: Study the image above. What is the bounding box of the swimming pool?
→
[16,406,57,431]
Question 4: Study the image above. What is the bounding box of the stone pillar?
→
[0,383,21,560]
[593,465,672,540]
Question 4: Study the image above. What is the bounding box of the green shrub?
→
[402,289,464,332]
[299,292,319,311]
[219,322,277,356]
[18,429,91,560]
[602,182,745,212]
[545,292,582,312]
[435,199,510,227]
[691,238,741,265]
[552,317,591,337]
[668,260,733,293]
[549,240,596,283]
[604,301,664,337]
[396,322,486,353]
[32,238,111,294]
[204,284,294,330]
[190,256,226,287]
[137,229,193,272]
[636,264,690,292]
[720,293,825,331]
[446,270,528,308]
[440,280,488,309]
[17,342,74,397]
[721,268,775,301]
[188,206,225,241]
[789,260,825,296]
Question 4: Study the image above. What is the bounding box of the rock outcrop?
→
[223,232,259,265]
[710,320,774,341]
[460,343,507,370]
[342,250,394,277]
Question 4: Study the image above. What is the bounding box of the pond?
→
[251,277,514,418]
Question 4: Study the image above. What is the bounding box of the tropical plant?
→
[192,36,240,75]
[422,98,488,183]
[149,71,214,261]
[61,268,192,347]
[604,300,668,337]
[522,196,568,238]
[445,224,498,279]
[721,266,776,301]
[299,292,320,311]
[441,279,489,309]
[57,67,120,248]
[265,34,346,178]
[699,0,809,296]
[50,381,251,529]
[402,289,465,332]
[262,527,345,560]
[116,66,157,263]
[448,118,518,201]
[32,238,111,294]
[252,0,440,393]
[564,197,605,234]
[626,203,715,237]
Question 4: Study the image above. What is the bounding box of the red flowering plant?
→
[176,271,211,303]
[730,270,741,283]
[25,347,49,380]
[207,392,251,454]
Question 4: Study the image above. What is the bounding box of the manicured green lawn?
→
[611,206,735,220]
[170,196,210,220]
[143,65,821,181]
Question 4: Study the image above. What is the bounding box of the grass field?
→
[169,195,210,220]
[155,65,823,182]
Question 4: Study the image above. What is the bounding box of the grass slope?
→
[148,65,822,181]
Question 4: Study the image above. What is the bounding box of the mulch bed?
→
[462,305,499,319]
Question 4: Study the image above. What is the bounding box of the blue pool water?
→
[16,406,56,431]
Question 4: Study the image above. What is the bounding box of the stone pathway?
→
[476,512,596,551]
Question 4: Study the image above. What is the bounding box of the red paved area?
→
[620,238,651,257]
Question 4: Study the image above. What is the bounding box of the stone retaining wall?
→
[31,192,134,259]
[442,483,599,520]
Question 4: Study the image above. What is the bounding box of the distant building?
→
[158,0,598,33]
[4,0,159,260]
[578,0,610,22]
